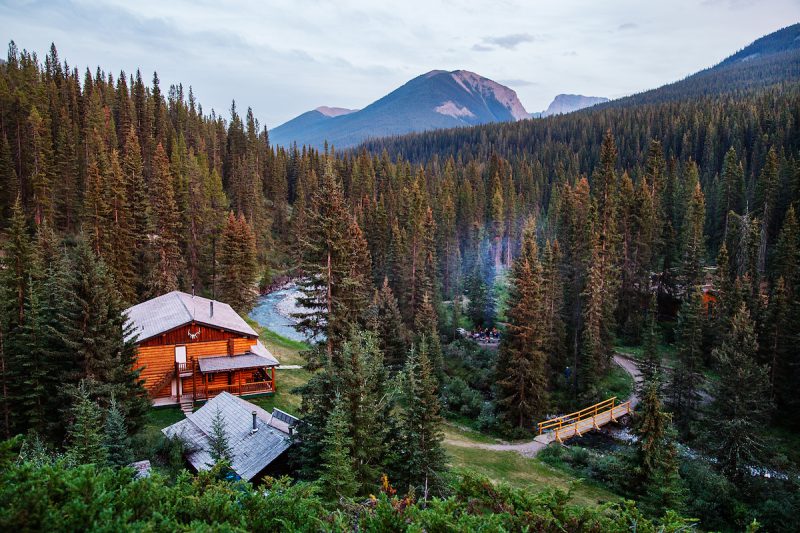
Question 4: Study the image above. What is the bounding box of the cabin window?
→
[207,374,214,383]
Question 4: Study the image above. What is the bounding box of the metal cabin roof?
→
[198,351,279,373]
[124,291,258,343]
[162,392,292,481]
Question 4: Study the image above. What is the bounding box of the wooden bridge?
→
[536,397,632,443]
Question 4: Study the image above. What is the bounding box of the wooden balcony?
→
[197,379,275,400]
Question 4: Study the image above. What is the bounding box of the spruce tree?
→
[318,395,358,501]
[413,292,443,380]
[147,142,185,296]
[496,220,549,426]
[66,382,107,466]
[635,381,685,517]
[705,303,772,483]
[217,212,258,312]
[668,288,705,435]
[104,396,133,467]
[397,340,447,499]
[208,407,233,465]
[58,240,147,427]
[638,294,661,390]
[681,181,706,289]
[367,278,410,370]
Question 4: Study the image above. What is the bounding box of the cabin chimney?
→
[251,411,258,433]
[209,301,214,317]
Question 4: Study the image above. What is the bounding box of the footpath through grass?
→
[443,423,620,507]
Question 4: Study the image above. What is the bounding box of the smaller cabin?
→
[162,392,297,481]
[125,291,279,408]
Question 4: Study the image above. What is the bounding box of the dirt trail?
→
[444,353,641,457]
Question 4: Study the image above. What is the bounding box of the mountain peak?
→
[314,106,357,117]
[541,94,609,117]
[271,69,530,148]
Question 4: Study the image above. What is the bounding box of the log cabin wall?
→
[134,323,257,393]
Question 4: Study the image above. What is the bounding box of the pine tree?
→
[635,381,685,516]
[121,126,152,299]
[66,382,107,466]
[705,303,772,482]
[668,288,705,435]
[720,147,745,242]
[682,181,706,289]
[147,142,185,296]
[217,212,258,312]
[58,240,147,427]
[295,160,371,357]
[413,292,443,380]
[318,395,358,501]
[104,396,133,467]
[397,339,447,499]
[496,220,549,426]
[638,294,661,390]
[367,278,410,370]
[208,407,233,465]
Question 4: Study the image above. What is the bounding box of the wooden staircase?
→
[148,368,175,399]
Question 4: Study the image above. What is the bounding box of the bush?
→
[441,376,483,417]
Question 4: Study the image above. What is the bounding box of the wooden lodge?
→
[125,291,279,409]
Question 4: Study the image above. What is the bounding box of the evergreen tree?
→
[217,212,258,312]
[58,240,147,427]
[147,142,185,295]
[66,382,107,465]
[318,395,358,501]
[413,292,443,380]
[635,381,685,516]
[295,160,371,358]
[638,294,661,390]
[208,407,233,465]
[705,303,772,482]
[682,180,706,289]
[104,396,133,467]
[496,220,549,426]
[397,339,447,499]
[367,278,410,370]
[668,288,705,435]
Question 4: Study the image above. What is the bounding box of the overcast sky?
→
[1,0,798,127]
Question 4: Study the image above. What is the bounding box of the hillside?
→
[361,23,800,161]
[269,69,529,149]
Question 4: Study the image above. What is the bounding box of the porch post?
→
[237,371,242,395]
[271,367,276,392]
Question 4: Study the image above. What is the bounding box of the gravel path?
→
[444,353,641,457]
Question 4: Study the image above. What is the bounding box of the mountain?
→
[360,24,800,163]
[269,70,529,149]
[601,23,800,108]
[540,94,609,117]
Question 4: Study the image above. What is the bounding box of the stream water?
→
[248,285,309,343]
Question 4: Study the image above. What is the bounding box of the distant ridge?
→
[269,70,530,149]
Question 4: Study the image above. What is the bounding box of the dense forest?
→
[1,35,800,530]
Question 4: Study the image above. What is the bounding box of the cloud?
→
[471,43,494,52]
[474,32,535,51]
[618,22,638,31]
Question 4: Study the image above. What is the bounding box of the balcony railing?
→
[197,380,274,399]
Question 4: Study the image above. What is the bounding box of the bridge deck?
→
[537,397,632,443]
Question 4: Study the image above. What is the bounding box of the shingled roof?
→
[162,392,293,480]
[124,291,258,342]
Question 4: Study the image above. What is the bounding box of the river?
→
[248,285,310,343]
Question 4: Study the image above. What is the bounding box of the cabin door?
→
[175,345,187,364]
[174,346,187,398]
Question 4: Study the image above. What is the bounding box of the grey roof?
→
[162,392,292,480]
[198,352,279,373]
[124,291,258,342]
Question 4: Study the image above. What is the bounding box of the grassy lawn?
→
[596,363,634,402]
[446,446,619,507]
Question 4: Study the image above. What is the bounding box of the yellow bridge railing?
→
[537,396,631,442]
